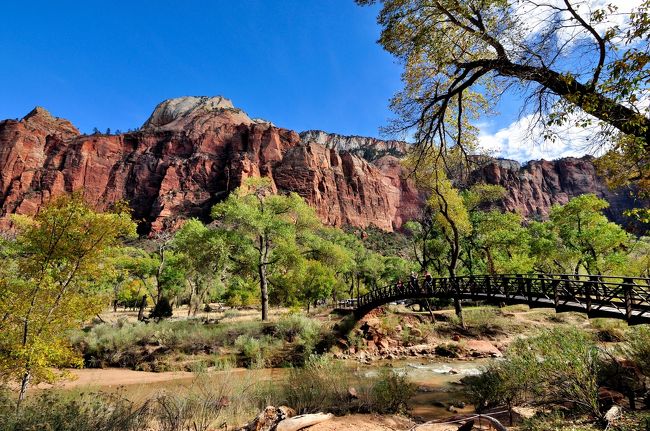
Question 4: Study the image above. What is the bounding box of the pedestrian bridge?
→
[345,274,650,324]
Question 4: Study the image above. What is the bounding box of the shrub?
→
[465,328,604,420]
[70,319,266,369]
[370,368,415,414]
[152,374,256,431]
[0,389,148,431]
[278,355,352,414]
[234,335,265,369]
[276,314,322,364]
[268,355,415,415]
[623,325,650,376]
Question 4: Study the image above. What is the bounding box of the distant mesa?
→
[0,96,644,234]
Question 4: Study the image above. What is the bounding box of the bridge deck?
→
[348,274,650,324]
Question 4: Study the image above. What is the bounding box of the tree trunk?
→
[449,244,465,328]
[137,295,147,321]
[187,281,195,317]
[259,263,269,321]
[17,371,30,408]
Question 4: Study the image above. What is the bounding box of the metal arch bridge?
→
[345,274,650,324]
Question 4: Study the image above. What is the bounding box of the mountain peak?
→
[23,106,55,122]
[141,96,253,131]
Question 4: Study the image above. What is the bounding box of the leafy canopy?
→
[0,195,136,397]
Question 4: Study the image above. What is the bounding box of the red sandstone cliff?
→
[470,157,643,227]
[0,97,422,233]
[0,97,641,234]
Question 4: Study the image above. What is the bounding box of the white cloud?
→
[513,0,644,48]
[478,114,605,162]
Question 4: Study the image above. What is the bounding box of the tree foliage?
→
[0,195,136,402]
[211,178,322,320]
[359,0,650,152]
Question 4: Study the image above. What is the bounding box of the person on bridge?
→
[409,272,418,290]
[396,279,404,292]
[424,271,432,294]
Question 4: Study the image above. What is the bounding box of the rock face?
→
[299,130,408,161]
[0,96,641,234]
[470,157,642,226]
[0,97,423,233]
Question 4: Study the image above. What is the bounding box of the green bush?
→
[268,355,415,415]
[276,314,322,364]
[151,373,260,431]
[370,368,415,414]
[465,328,603,420]
[0,389,148,431]
[70,319,265,369]
[234,335,266,369]
[623,325,650,376]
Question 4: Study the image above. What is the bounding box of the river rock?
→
[465,340,502,358]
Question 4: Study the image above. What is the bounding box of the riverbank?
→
[6,304,648,430]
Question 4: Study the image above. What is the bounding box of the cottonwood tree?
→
[405,151,472,324]
[358,0,650,166]
[549,194,631,274]
[0,196,136,404]
[211,178,321,321]
[173,219,229,315]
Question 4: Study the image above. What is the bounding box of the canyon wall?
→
[0,97,422,233]
[0,96,641,234]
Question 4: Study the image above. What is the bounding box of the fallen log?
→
[275,413,334,431]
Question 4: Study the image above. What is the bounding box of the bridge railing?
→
[348,273,650,323]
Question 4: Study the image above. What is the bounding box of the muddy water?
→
[361,359,488,420]
[40,358,488,421]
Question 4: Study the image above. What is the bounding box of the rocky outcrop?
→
[0,96,643,234]
[299,130,408,161]
[0,97,423,233]
[470,157,643,226]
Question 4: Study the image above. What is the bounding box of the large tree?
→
[0,196,136,404]
[211,178,320,321]
[358,0,650,157]
[173,219,229,316]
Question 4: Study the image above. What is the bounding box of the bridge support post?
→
[623,278,634,322]
[486,276,492,299]
[524,275,532,304]
[585,277,592,314]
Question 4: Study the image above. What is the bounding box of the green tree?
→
[406,152,472,324]
[358,0,650,154]
[549,194,631,274]
[173,219,228,315]
[471,210,533,274]
[0,195,136,404]
[211,178,320,320]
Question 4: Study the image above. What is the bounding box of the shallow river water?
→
[40,358,488,421]
[361,359,488,420]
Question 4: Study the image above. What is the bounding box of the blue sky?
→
[1,1,402,137]
[2,0,636,161]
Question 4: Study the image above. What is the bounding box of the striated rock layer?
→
[0,97,422,233]
[0,96,642,233]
